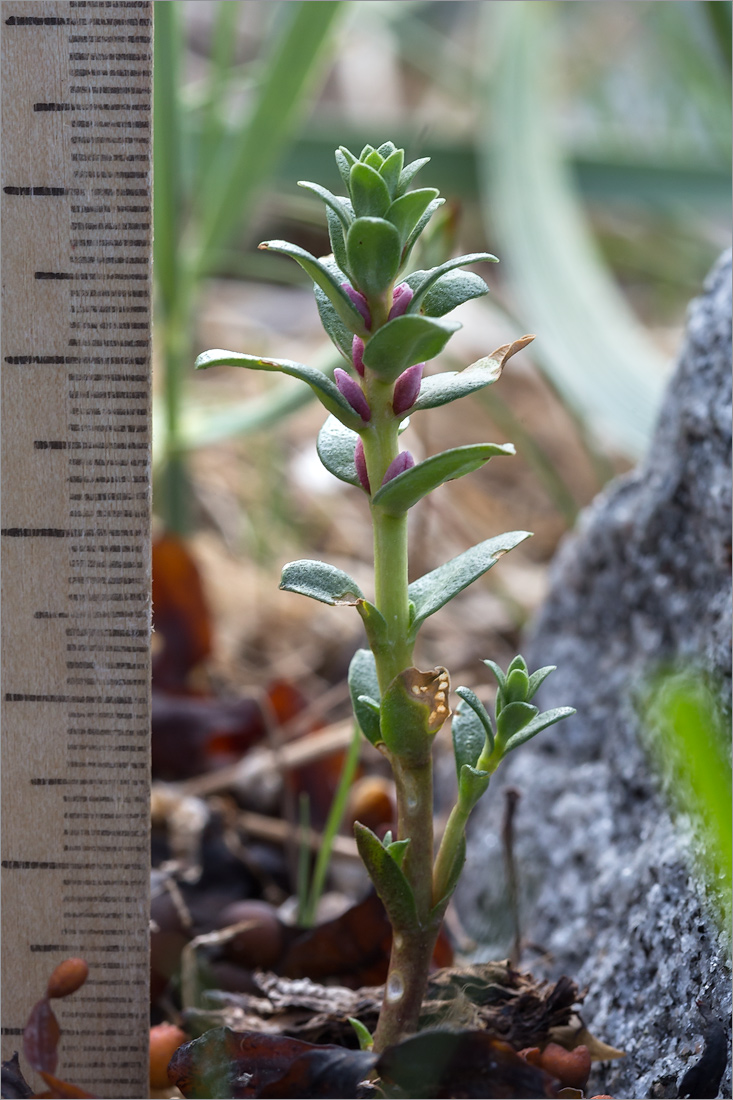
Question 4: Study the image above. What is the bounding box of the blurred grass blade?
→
[196,1,345,272]
[196,1,241,192]
[479,1,670,458]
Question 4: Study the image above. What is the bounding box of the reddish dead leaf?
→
[278,892,452,988]
[23,999,59,1075]
[152,690,266,779]
[539,1043,591,1091]
[152,534,213,689]
[35,1071,96,1099]
[377,1029,561,1099]
[168,1026,375,1099]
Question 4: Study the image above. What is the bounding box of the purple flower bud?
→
[392,363,424,415]
[354,438,371,493]
[335,368,371,422]
[381,451,415,485]
[341,283,372,329]
[352,336,365,377]
[388,283,414,320]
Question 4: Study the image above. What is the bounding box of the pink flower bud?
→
[352,336,365,377]
[335,368,371,422]
[392,363,424,415]
[388,283,414,320]
[355,438,370,493]
[341,283,372,329]
[381,451,415,485]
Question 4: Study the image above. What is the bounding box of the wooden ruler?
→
[1,2,152,1095]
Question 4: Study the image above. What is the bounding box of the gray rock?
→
[456,252,732,1098]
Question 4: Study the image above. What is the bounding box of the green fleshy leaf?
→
[379,148,404,196]
[420,270,490,317]
[316,415,361,488]
[348,648,382,746]
[431,832,466,915]
[504,706,576,753]
[354,821,419,932]
[380,666,450,765]
[400,197,445,268]
[371,443,515,516]
[408,532,532,635]
[364,149,384,170]
[377,141,397,158]
[348,1017,374,1052]
[349,162,391,218]
[298,181,352,232]
[454,687,494,766]
[325,206,350,277]
[195,349,364,431]
[346,217,402,297]
[395,156,430,197]
[411,357,504,412]
[356,600,391,663]
[314,282,353,361]
[507,655,529,675]
[503,667,530,704]
[527,665,557,700]
[458,763,491,813]
[279,559,364,605]
[335,146,356,189]
[483,659,507,696]
[361,314,460,383]
[387,188,439,245]
[452,696,488,781]
[258,240,368,336]
[406,253,498,314]
[496,701,538,741]
[385,837,410,869]
[359,143,376,160]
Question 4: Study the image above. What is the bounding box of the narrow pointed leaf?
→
[385,838,410,869]
[395,156,430,196]
[452,694,490,778]
[362,314,460,382]
[405,253,498,313]
[408,531,532,634]
[316,415,361,488]
[298,180,352,231]
[349,162,391,217]
[400,196,445,267]
[354,821,419,932]
[195,350,365,431]
[355,599,391,663]
[420,270,490,317]
[412,358,504,412]
[458,764,491,812]
[372,443,515,516]
[527,665,557,700]
[496,701,538,741]
[349,1017,374,1052]
[346,217,401,297]
[455,687,494,760]
[325,206,350,278]
[504,706,575,753]
[335,146,356,188]
[507,655,528,674]
[314,282,353,361]
[259,240,368,335]
[379,148,404,196]
[349,648,382,746]
[483,659,507,694]
[280,559,363,605]
[387,188,439,244]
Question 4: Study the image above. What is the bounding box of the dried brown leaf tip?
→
[403,666,451,732]
[490,334,536,371]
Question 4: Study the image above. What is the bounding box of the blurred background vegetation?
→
[151,0,731,689]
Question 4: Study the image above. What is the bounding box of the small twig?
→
[237,808,359,860]
[502,786,522,968]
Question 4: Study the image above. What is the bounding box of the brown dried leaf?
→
[152,534,213,689]
[488,335,536,371]
[23,999,59,1075]
[35,1071,96,1099]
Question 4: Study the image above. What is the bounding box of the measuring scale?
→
[2,3,152,1095]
